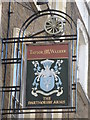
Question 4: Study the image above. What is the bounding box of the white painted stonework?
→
[77,19,88,96]
[75,0,90,37]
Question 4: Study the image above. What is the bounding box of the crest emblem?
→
[31,59,64,97]
[40,60,54,92]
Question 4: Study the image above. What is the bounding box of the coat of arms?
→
[31,59,64,97]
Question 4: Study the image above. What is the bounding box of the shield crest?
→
[40,59,55,92]
[40,73,54,92]
[31,59,64,97]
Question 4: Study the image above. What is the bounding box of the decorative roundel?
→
[44,16,64,35]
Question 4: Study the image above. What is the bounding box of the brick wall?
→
[1,2,48,119]
[62,2,89,119]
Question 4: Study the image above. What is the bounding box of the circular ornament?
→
[44,16,64,35]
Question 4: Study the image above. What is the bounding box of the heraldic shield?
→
[31,59,64,97]
[40,60,55,92]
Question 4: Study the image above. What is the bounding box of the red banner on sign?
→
[27,43,69,60]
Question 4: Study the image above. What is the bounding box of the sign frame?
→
[25,42,72,109]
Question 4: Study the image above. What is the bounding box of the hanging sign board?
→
[26,43,71,108]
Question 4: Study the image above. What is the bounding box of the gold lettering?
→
[44,49,50,54]
[30,50,43,55]
[28,100,53,105]
[53,100,65,104]
[50,49,66,54]
[30,49,66,55]
[28,101,36,105]
[43,97,51,101]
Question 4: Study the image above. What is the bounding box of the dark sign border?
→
[25,42,71,109]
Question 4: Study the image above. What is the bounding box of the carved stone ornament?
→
[44,16,64,35]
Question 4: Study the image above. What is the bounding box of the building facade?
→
[0,0,90,119]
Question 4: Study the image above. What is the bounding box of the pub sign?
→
[26,43,71,108]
